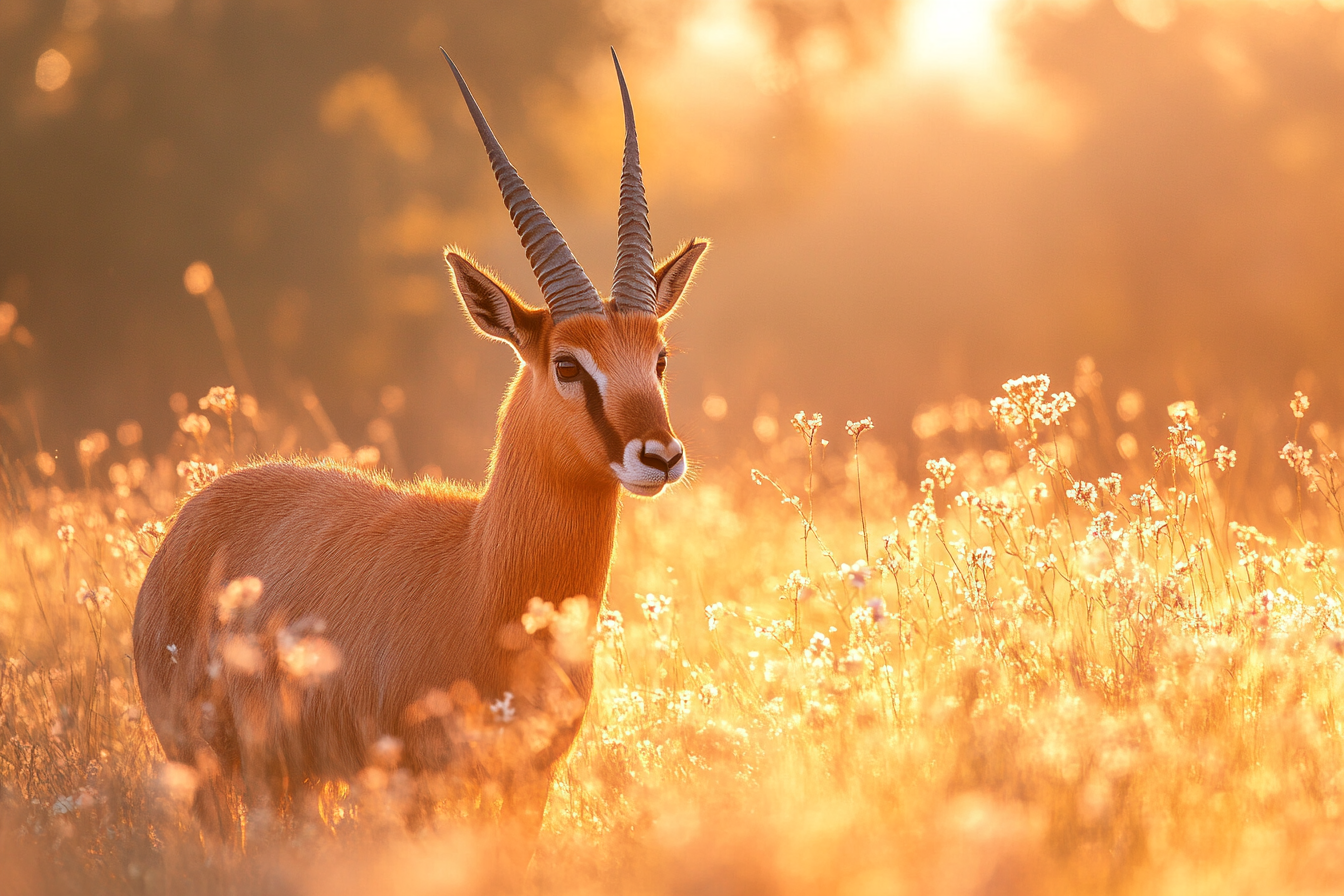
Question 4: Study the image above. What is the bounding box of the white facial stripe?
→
[554,346,607,398]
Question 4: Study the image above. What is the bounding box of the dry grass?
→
[3,369,1344,895]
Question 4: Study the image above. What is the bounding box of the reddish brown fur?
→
[132,242,707,854]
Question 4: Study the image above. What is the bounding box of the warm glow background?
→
[3,0,1344,478]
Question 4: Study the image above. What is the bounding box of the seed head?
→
[926,457,957,489]
[1280,441,1314,477]
[839,560,873,588]
[179,414,211,439]
[845,418,875,437]
[1291,391,1311,419]
[705,602,727,631]
[199,386,238,417]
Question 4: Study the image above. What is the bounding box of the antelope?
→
[132,49,708,858]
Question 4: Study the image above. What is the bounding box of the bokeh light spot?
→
[35,50,71,93]
[1116,389,1145,423]
[116,420,143,447]
[183,262,214,296]
[753,414,779,443]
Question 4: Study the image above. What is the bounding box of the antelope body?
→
[132,51,707,851]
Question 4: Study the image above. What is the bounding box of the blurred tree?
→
[0,0,614,474]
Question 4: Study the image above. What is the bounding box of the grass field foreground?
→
[3,370,1344,894]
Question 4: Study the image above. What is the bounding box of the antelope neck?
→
[474,386,621,632]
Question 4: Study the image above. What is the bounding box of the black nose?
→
[639,448,683,474]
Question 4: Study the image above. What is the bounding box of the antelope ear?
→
[653,239,710,320]
[445,249,544,351]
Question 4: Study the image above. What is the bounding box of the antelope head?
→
[442,50,707,497]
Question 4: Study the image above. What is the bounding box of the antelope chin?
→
[620,480,666,497]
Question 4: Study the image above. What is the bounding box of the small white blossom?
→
[490,692,516,724]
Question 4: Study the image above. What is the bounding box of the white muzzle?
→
[612,438,686,496]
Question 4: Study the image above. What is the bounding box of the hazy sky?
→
[3,0,1343,477]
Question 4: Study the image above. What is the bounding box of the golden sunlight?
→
[11,1,1344,893]
[902,0,1008,77]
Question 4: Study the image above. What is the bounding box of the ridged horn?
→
[608,49,658,316]
[441,49,602,321]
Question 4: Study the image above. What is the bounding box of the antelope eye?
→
[555,358,581,382]
[656,352,667,378]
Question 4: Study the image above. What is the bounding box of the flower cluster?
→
[988,375,1076,433]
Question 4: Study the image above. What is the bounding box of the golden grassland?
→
[3,370,1344,895]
